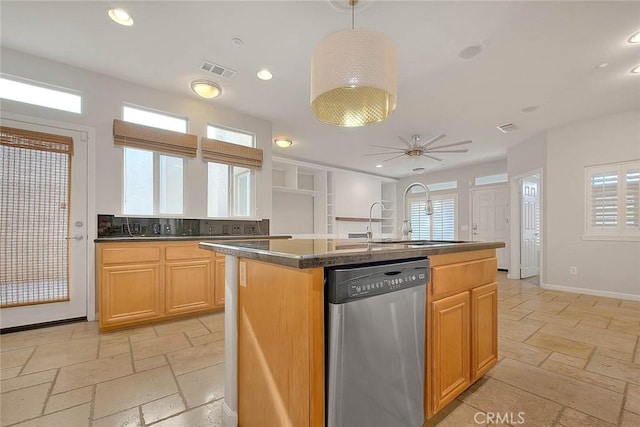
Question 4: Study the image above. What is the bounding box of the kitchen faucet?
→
[401,182,433,240]
[367,201,386,242]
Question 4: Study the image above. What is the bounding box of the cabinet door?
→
[100,263,162,327]
[165,260,214,314]
[214,256,225,308]
[432,291,471,413]
[471,282,498,381]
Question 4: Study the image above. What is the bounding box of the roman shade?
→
[201,137,263,168]
[0,126,73,155]
[113,119,197,157]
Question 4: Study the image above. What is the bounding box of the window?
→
[0,75,82,114]
[206,125,255,217]
[409,194,457,240]
[475,173,508,186]
[585,160,640,238]
[122,106,187,215]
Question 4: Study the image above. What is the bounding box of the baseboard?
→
[0,317,87,334]
[222,401,238,427]
[541,282,640,302]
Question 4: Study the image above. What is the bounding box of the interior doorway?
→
[471,184,510,270]
[509,169,543,282]
[1,114,92,330]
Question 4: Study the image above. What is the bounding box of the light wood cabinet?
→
[471,282,498,381]
[427,249,498,418]
[96,241,223,332]
[432,291,471,413]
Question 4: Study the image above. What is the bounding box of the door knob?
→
[65,234,84,241]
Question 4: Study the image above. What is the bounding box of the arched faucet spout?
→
[401,182,433,240]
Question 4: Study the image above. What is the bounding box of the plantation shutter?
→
[625,168,640,229]
[590,170,619,229]
[410,195,456,240]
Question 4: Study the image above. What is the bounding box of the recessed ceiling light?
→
[628,30,640,44]
[631,65,640,74]
[412,167,425,174]
[231,37,244,46]
[375,164,383,168]
[190,80,222,99]
[273,137,292,148]
[521,105,541,113]
[594,62,609,70]
[257,69,273,81]
[458,45,482,60]
[108,8,133,26]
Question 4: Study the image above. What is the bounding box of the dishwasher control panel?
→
[349,272,426,298]
[326,258,429,304]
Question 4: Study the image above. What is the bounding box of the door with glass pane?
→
[0,119,88,329]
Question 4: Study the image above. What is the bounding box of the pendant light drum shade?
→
[311,29,397,127]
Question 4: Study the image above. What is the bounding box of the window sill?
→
[580,234,640,242]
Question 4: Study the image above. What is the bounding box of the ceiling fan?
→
[366,134,472,162]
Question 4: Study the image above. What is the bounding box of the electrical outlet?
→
[244,224,256,234]
[570,266,578,275]
[164,224,171,234]
[232,225,242,234]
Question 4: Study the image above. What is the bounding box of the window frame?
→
[583,160,640,241]
[0,74,82,114]
[407,191,458,240]
[206,124,257,218]
[121,105,188,216]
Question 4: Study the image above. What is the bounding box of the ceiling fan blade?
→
[363,151,405,156]
[428,140,472,150]
[369,144,406,151]
[398,136,414,148]
[420,133,447,149]
[383,153,408,162]
[423,154,442,161]
[427,149,469,154]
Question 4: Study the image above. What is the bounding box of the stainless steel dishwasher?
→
[326,258,429,427]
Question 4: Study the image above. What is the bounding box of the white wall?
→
[507,132,546,178]
[544,109,640,298]
[0,48,273,220]
[272,192,314,234]
[396,159,507,241]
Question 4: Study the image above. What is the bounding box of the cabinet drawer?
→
[102,247,161,264]
[166,245,212,261]
[431,257,497,299]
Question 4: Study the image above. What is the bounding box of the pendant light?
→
[310,0,397,127]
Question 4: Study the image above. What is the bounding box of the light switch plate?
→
[239,262,247,287]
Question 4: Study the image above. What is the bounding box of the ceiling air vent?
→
[200,60,236,79]
[497,123,518,133]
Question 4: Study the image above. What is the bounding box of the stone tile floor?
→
[1,272,638,426]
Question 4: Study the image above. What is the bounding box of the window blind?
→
[113,119,197,157]
[410,196,456,240]
[201,137,263,169]
[0,126,72,307]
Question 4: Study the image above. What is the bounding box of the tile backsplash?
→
[97,215,270,237]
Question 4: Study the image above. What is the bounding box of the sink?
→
[375,239,469,245]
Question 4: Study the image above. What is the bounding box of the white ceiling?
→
[1,1,639,178]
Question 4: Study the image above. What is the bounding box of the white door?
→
[472,185,510,270]
[520,178,540,278]
[0,118,88,329]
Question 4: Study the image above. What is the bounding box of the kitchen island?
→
[199,238,504,427]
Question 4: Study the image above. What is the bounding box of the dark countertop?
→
[94,235,291,243]
[199,239,505,269]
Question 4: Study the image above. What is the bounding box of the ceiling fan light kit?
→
[310,0,397,127]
